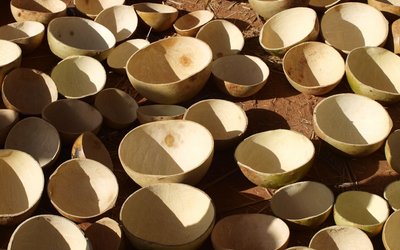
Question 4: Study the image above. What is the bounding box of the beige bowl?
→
[2,68,58,115]
[94,88,138,129]
[211,214,290,250]
[384,180,400,211]
[386,129,400,174]
[309,225,373,250]
[235,129,315,189]
[0,40,21,84]
[309,0,341,12]
[0,109,19,147]
[393,19,400,54]
[0,149,44,226]
[321,2,389,54]
[120,183,215,250]
[48,158,119,222]
[346,46,400,104]
[196,19,244,59]
[173,10,214,37]
[271,181,334,228]
[5,117,60,169]
[259,7,319,56]
[211,54,270,97]
[119,120,214,187]
[47,16,116,60]
[137,104,186,124]
[126,36,212,104]
[382,209,400,250]
[313,93,393,157]
[84,217,123,250]
[286,247,314,250]
[134,2,178,32]
[368,0,400,21]
[183,99,248,149]
[10,0,67,24]
[248,0,294,20]
[7,214,90,250]
[283,41,345,95]
[75,0,125,19]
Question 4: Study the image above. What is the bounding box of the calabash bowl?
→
[385,129,400,174]
[383,180,400,211]
[173,10,214,37]
[133,2,178,32]
[382,209,400,250]
[137,104,186,124]
[0,40,21,84]
[75,0,125,19]
[10,0,67,24]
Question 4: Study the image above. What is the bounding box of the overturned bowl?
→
[382,209,400,250]
[0,109,19,147]
[134,2,178,32]
[383,180,400,211]
[75,0,125,19]
[0,40,21,84]
[107,39,149,74]
[10,0,67,24]
[173,10,214,37]
[385,129,400,174]
[137,104,186,124]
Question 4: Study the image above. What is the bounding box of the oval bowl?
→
[368,0,400,22]
[173,10,214,37]
[248,0,294,20]
[286,247,315,250]
[0,40,22,84]
[383,180,400,211]
[133,2,178,32]
[10,0,67,24]
[75,0,125,19]
[137,104,186,124]
[84,217,123,250]
[0,109,19,147]
[385,129,400,174]
[382,209,400,250]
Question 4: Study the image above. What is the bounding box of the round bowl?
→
[383,180,400,211]
[382,209,400,250]
[346,46,400,104]
[7,214,90,249]
[10,0,67,24]
[259,7,319,56]
[196,19,244,59]
[309,0,341,12]
[234,129,315,189]
[286,247,315,250]
[2,67,58,115]
[173,10,214,37]
[270,181,334,228]
[321,2,389,54]
[248,0,294,20]
[368,0,400,21]
[48,158,119,222]
[126,36,212,104]
[211,54,270,97]
[75,0,125,19]
[133,2,178,32]
[334,190,390,236]
[211,213,290,250]
[120,183,215,250]
[386,129,400,174]
[183,99,248,149]
[0,40,21,84]
[313,93,393,157]
[0,109,19,147]
[5,117,60,169]
[47,16,116,60]
[84,217,123,250]
[309,225,373,250]
[283,41,345,95]
[392,19,400,54]
[0,149,44,226]
[94,88,138,129]
[119,120,214,187]
[137,104,186,124]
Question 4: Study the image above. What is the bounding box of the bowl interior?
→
[383,210,400,250]
[11,0,67,13]
[134,2,178,14]
[107,39,149,70]
[75,0,124,17]
[174,10,214,31]
[384,180,400,210]
[0,21,44,41]
[0,40,21,67]
[386,129,400,173]
[137,104,186,123]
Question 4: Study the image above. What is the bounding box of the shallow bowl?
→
[10,0,67,24]
[133,2,178,32]
[386,129,400,174]
[0,40,21,84]
[173,10,214,37]
[382,209,400,250]
[383,180,400,211]
[75,0,125,19]
[137,104,186,124]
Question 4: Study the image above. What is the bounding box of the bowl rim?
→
[133,2,179,14]
[10,0,67,14]
[382,209,400,249]
[173,9,214,33]
[383,179,400,210]
[0,20,45,39]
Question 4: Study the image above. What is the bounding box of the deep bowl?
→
[10,0,67,24]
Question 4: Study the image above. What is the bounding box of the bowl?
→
[196,19,244,59]
[84,217,123,250]
[0,40,22,84]
[7,214,90,249]
[94,5,138,43]
[211,213,290,250]
[368,0,400,21]
[313,93,393,157]
[286,247,315,250]
[346,46,400,104]
[248,0,294,20]
[386,129,400,174]
[94,88,139,129]
[10,0,67,24]
[211,54,270,97]
[120,183,215,250]
[382,209,400,250]
[137,104,186,124]
[308,0,341,12]
[0,20,45,54]
[133,2,179,32]
[309,225,373,250]
[334,190,390,236]
[259,7,319,56]
[0,149,44,226]
[119,120,214,187]
[173,10,214,37]
[5,117,60,169]
[126,36,212,104]
[47,16,116,60]
[283,41,345,95]
[75,0,125,19]
[383,180,400,211]
[51,55,106,99]
[393,19,400,54]
[234,129,315,189]
[48,158,119,222]
[2,67,58,115]
[183,99,248,149]
[321,2,389,54]
[0,109,19,147]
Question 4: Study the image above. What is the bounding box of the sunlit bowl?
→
[368,0,400,22]
[107,39,149,74]
[10,0,67,24]
[173,10,214,37]
[248,0,294,20]
[137,104,186,124]
[133,2,178,32]
[385,129,400,174]
[0,40,21,84]
[382,209,400,250]
[383,180,400,211]
[75,0,125,19]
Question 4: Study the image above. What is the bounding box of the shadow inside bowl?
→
[337,193,382,225]
[0,26,29,40]
[324,19,365,53]
[85,222,121,249]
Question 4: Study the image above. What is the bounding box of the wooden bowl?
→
[259,7,319,56]
[84,217,123,250]
[75,0,125,19]
[173,10,214,37]
[5,117,60,169]
[118,120,214,187]
[386,129,400,174]
[94,5,138,43]
[137,104,186,124]
[120,183,215,250]
[283,41,345,95]
[48,158,119,222]
[308,0,341,12]
[321,2,389,54]
[382,209,400,250]
[211,54,270,97]
[270,181,334,228]
[126,36,212,104]
[51,55,106,99]
[211,214,290,250]
[368,0,400,21]
[392,19,400,54]
[183,99,248,149]
[313,93,393,157]
[383,180,400,211]
[47,16,116,60]
[94,88,138,129]
[10,0,67,24]
[0,109,19,147]
[2,68,58,115]
[235,129,315,189]
[196,19,244,59]
[0,149,44,226]
[133,2,178,32]
[0,40,21,84]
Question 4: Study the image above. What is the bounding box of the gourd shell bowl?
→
[173,10,214,37]
[10,0,67,24]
